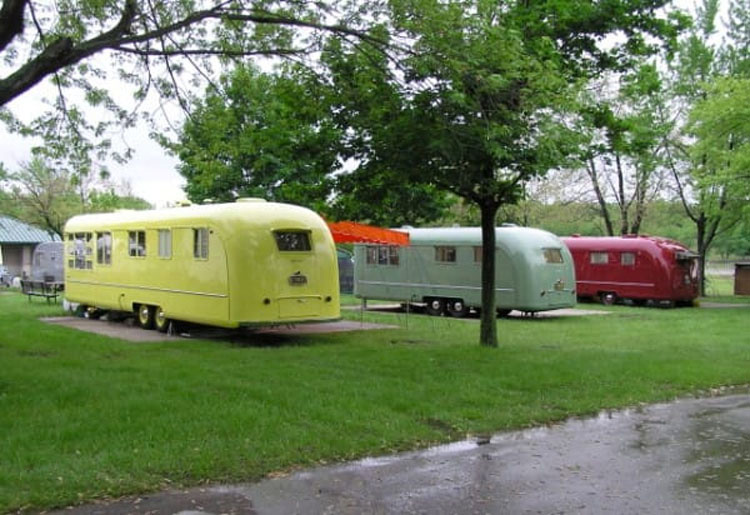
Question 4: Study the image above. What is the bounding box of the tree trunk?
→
[479,201,499,347]
[696,214,707,297]
[586,158,614,236]
[616,153,629,235]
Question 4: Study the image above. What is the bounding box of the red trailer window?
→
[590,252,608,265]
[620,252,636,266]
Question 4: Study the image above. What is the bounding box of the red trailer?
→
[562,235,699,307]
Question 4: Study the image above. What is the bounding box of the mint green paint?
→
[354,227,576,313]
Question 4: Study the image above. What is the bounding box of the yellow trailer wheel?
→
[137,304,155,330]
[154,306,170,333]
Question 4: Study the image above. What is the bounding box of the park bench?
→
[20,280,64,303]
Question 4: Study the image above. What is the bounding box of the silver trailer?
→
[31,241,64,282]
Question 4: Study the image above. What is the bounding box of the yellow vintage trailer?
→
[63,199,340,331]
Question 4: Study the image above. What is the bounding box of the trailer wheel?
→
[446,300,470,318]
[137,304,155,329]
[425,298,445,316]
[496,309,512,318]
[154,306,170,333]
[600,292,617,305]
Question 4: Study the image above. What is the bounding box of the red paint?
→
[561,235,699,306]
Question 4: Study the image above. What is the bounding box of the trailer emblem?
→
[289,272,308,286]
[554,279,565,291]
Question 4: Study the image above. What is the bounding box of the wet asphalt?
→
[51,390,750,515]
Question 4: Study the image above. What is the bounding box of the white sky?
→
[0,80,186,208]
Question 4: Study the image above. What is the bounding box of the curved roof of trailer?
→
[562,235,693,254]
[403,227,565,250]
[64,200,326,233]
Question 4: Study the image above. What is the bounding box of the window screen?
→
[96,232,112,265]
[543,248,564,264]
[590,251,608,265]
[193,228,209,259]
[274,231,311,251]
[129,231,146,257]
[435,246,456,262]
[158,230,172,258]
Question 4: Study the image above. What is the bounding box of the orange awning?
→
[327,221,409,246]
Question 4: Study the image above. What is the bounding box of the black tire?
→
[496,308,512,318]
[154,306,170,333]
[425,298,445,316]
[600,292,616,306]
[137,304,155,329]
[446,299,470,318]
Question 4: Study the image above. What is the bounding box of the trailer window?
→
[435,246,456,263]
[543,248,564,264]
[67,232,93,269]
[620,252,635,266]
[366,246,399,266]
[389,246,400,266]
[590,252,608,265]
[274,230,311,252]
[474,246,482,263]
[96,232,112,265]
[158,230,172,258]
[128,231,146,257]
[193,228,209,259]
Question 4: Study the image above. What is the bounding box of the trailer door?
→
[272,229,326,319]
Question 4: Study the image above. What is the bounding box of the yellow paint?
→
[64,201,340,328]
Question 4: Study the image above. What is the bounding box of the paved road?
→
[52,391,750,515]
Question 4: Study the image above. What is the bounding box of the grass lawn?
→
[2,291,750,512]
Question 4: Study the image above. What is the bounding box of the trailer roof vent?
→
[236,198,267,203]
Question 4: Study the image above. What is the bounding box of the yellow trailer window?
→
[274,231,311,252]
[128,231,146,257]
[193,228,209,259]
[96,232,112,265]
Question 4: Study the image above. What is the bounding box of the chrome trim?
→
[66,279,228,298]
[577,280,655,288]
[357,280,514,293]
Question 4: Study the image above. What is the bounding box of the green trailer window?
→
[435,246,456,263]
[193,228,209,259]
[543,248,564,264]
[389,246,400,266]
[590,251,608,265]
[128,231,146,257]
[274,230,311,251]
[366,246,399,266]
[96,232,112,265]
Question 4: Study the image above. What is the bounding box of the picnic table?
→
[20,280,64,303]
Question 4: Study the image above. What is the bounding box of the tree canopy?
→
[0,0,384,174]
[317,0,687,347]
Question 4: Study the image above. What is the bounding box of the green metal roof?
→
[0,216,59,244]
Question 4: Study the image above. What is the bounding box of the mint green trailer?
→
[353,226,576,316]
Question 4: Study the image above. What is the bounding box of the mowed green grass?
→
[2,291,750,512]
